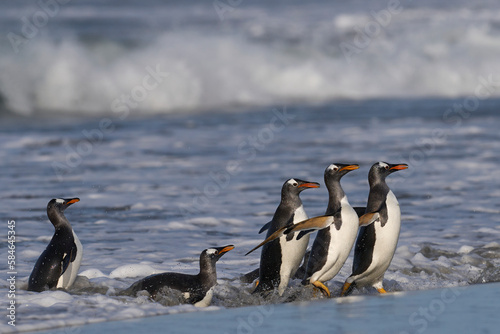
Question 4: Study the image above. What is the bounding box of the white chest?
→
[292,205,308,224]
[311,198,359,281]
[193,287,214,307]
[276,205,309,294]
[372,190,401,260]
[384,190,401,228]
[57,230,82,289]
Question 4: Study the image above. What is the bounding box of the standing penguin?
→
[122,245,234,307]
[341,162,408,296]
[245,166,377,297]
[28,198,83,292]
[250,178,320,296]
[300,163,361,297]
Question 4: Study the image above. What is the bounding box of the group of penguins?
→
[27,161,407,307]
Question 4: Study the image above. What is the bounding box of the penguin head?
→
[202,245,235,263]
[46,198,80,228]
[47,198,80,213]
[370,162,408,183]
[282,178,320,197]
[324,163,359,182]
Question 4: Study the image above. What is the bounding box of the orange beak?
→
[219,245,235,254]
[390,164,409,170]
[298,182,320,188]
[339,164,359,172]
[66,198,80,205]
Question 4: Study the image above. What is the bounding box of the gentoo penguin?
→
[300,163,362,297]
[28,198,83,292]
[341,162,408,296]
[250,178,320,296]
[122,245,234,307]
[246,165,378,297]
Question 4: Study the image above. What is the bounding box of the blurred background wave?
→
[1,0,500,116]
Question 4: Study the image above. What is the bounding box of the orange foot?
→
[312,281,331,298]
[341,282,351,297]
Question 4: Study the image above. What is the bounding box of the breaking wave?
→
[1,1,500,116]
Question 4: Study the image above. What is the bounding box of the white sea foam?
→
[109,264,158,279]
[20,290,74,307]
[1,2,500,116]
[80,269,107,279]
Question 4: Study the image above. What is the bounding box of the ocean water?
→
[1,0,500,333]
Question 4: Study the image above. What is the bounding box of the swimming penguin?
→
[341,162,408,296]
[28,198,83,292]
[122,245,234,307]
[250,178,320,296]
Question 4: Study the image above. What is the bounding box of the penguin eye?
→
[292,182,298,187]
[333,167,339,171]
[384,165,389,170]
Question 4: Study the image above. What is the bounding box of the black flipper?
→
[258,221,272,234]
[61,251,72,275]
[61,242,77,275]
[70,242,77,262]
[283,225,294,235]
[297,230,315,240]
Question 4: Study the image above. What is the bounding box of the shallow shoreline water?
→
[35,283,500,334]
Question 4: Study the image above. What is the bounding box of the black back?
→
[256,178,318,293]
[123,245,232,304]
[28,228,76,292]
[127,272,206,303]
[28,198,78,292]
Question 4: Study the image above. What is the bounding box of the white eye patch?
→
[205,249,217,255]
[56,199,65,204]
[327,164,339,171]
